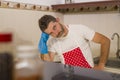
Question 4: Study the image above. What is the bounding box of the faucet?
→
[111,33,120,59]
[64,64,74,80]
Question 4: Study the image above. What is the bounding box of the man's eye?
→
[53,26,56,30]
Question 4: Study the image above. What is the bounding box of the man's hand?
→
[41,54,51,61]
[93,64,105,70]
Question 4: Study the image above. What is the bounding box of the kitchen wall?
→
[64,12,120,57]
[0,8,63,47]
[0,0,120,58]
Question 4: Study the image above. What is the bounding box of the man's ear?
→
[56,17,60,22]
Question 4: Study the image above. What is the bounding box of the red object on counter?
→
[0,33,12,42]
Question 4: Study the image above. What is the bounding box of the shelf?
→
[52,1,120,14]
[0,1,53,12]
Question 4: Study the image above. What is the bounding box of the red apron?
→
[63,47,91,68]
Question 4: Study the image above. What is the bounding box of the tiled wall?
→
[0,1,120,58]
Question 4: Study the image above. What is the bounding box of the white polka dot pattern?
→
[63,47,91,68]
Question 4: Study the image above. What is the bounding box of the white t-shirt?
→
[48,24,95,67]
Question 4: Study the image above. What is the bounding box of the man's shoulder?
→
[68,24,88,29]
[48,37,57,43]
[68,24,88,32]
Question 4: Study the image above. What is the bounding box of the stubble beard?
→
[56,23,65,38]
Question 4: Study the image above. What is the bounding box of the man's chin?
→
[57,34,65,38]
[55,35,61,38]
[52,36,61,38]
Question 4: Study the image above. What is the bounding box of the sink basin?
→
[94,57,120,69]
[52,72,99,80]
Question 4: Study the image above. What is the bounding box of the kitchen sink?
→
[94,57,120,69]
[52,72,99,80]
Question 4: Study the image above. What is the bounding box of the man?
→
[38,15,110,70]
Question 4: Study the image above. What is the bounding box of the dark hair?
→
[38,15,56,32]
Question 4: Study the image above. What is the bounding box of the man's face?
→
[44,21,65,38]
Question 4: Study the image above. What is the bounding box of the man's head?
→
[38,15,56,32]
[39,15,67,38]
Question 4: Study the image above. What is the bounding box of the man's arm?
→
[38,32,51,61]
[40,52,55,61]
[92,32,110,70]
[40,54,51,61]
[49,51,56,61]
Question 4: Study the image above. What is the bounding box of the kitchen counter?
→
[104,67,120,74]
[43,62,120,80]
[94,56,120,74]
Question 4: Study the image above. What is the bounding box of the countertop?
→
[43,62,120,80]
[104,67,120,74]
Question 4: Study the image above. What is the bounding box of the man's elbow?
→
[105,37,110,46]
[101,37,110,46]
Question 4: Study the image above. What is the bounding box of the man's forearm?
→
[99,38,110,66]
